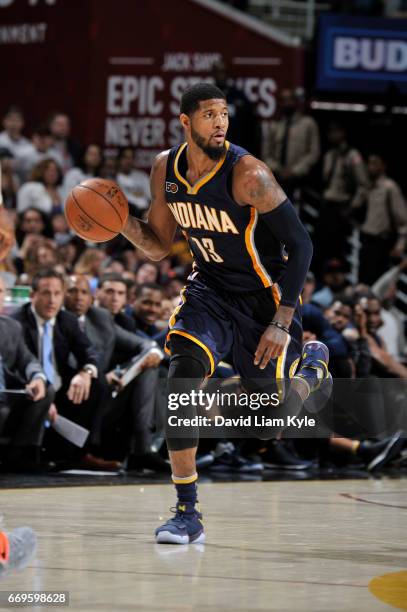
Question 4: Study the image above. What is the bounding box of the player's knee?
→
[169,335,210,379]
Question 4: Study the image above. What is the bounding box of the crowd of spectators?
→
[0,98,406,477]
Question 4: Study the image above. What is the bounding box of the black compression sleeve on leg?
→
[166,335,209,451]
[260,198,313,307]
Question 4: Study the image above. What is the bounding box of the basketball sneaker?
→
[155,502,205,545]
[0,527,37,575]
[357,431,404,471]
[293,341,333,414]
[210,442,264,472]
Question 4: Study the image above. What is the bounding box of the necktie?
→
[42,322,55,385]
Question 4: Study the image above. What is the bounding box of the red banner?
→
[0,0,304,168]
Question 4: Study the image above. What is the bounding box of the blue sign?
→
[317,15,407,93]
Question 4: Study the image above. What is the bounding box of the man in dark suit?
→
[95,272,138,337]
[0,276,53,472]
[65,275,169,472]
[13,269,116,470]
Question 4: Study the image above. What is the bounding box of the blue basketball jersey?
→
[165,141,287,293]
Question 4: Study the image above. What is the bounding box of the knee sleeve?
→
[166,335,209,451]
[168,334,210,379]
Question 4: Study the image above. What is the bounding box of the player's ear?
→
[179,113,190,131]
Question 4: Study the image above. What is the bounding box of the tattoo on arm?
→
[121,217,166,260]
[245,167,286,213]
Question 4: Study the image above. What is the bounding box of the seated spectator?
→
[372,258,407,361]
[73,247,106,292]
[302,300,350,377]
[47,111,81,174]
[13,208,54,276]
[18,125,62,182]
[15,208,53,248]
[135,262,159,285]
[100,154,118,181]
[360,296,407,378]
[61,144,103,201]
[17,159,64,216]
[22,238,57,281]
[0,276,53,473]
[51,213,71,247]
[131,283,164,338]
[64,275,167,471]
[12,269,114,470]
[0,107,32,177]
[0,148,19,211]
[164,277,185,299]
[156,298,174,331]
[312,258,350,309]
[116,147,150,218]
[56,238,81,275]
[96,273,137,335]
[326,299,372,378]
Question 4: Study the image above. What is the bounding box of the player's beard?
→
[191,127,226,161]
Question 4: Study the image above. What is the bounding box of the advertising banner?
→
[0,0,304,168]
[317,14,407,94]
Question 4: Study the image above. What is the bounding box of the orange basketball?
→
[65,178,129,243]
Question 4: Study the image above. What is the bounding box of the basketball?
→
[65,178,129,242]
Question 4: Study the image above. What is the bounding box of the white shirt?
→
[117,170,150,210]
[17,181,57,215]
[61,167,93,201]
[18,146,64,182]
[0,131,32,162]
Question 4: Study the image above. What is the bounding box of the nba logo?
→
[166,182,178,194]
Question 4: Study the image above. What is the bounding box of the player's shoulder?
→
[150,149,172,180]
[152,149,171,170]
[232,154,282,207]
[233,153,270,181]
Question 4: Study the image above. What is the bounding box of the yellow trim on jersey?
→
[173,141,230,195]
[245,207,273,288]
[168,287,187,328]
[271,283,281,307]
[276,334,291,400]
[166,329,215,376]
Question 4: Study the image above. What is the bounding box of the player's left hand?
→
[254,326,289,370]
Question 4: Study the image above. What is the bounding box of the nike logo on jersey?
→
[167,201,239,234]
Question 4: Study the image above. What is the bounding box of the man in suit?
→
[13,268,116,470]
[0,208,38,571]
[64,275,169,472]
[0,275,53,472]
[95,272,137,336]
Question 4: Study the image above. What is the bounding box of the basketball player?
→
[121,83,330,544]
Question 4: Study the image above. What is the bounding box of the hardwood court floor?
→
[0,480,406,611]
